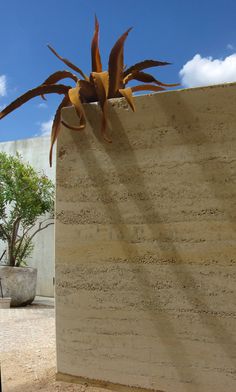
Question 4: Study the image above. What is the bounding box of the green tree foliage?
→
[0,152,54,267]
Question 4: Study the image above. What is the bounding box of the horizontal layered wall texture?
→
[55,83,236,392]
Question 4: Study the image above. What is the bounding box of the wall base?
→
[56,372,161,392]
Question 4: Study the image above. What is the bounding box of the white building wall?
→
[0,136,55,297]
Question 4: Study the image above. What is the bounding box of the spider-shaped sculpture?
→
[0,17,179,166]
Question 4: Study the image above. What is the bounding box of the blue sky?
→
[0,0,236,142]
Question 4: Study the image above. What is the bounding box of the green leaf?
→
[0,152,55,266]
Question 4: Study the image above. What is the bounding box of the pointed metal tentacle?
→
[40,71,78,100]
[49,95,70,167]
[61,86,86,131]
[124,70,180,87]
[108,27,132,98]
[47,45,88,80]
[119,87,135,111]
[91,15,102,72]
[0,84,70,120]
[91,71,112,142]
[123,60,170,77]
[131,84,165,92]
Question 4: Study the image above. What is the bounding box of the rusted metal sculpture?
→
[0,17,178,165]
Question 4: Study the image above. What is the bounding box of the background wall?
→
[55,83,236,392]
[0,136,55,297]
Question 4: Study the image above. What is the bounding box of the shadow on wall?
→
[66,92,236,384]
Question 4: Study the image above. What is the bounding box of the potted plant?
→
[0,152,54,307]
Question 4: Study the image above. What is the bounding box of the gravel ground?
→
[0,297,108,392]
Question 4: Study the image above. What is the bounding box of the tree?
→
[0,152,54,267]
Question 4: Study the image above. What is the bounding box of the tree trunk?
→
[7,241,16,267]
[7,217,21,267]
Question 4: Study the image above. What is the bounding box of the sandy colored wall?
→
[55,83,236,392]
[0,136,55,297]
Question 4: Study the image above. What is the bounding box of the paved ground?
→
[0,297,108,392]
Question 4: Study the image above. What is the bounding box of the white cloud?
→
[0,75,7,97]
[227,43,234,51]
[37,102,48,109]
[39,118,53,136]
[179,53,236,88]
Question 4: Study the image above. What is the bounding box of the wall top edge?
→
[0,135,50,147]
[1,81,236,146]
[163,80,236,93]
[61,81,236,114]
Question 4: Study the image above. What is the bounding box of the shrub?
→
[0,152,54,267]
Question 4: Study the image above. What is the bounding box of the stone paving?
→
[0,297,108,392]
[0,300,55,354]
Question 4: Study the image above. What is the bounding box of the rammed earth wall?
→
[55,83,236,392]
